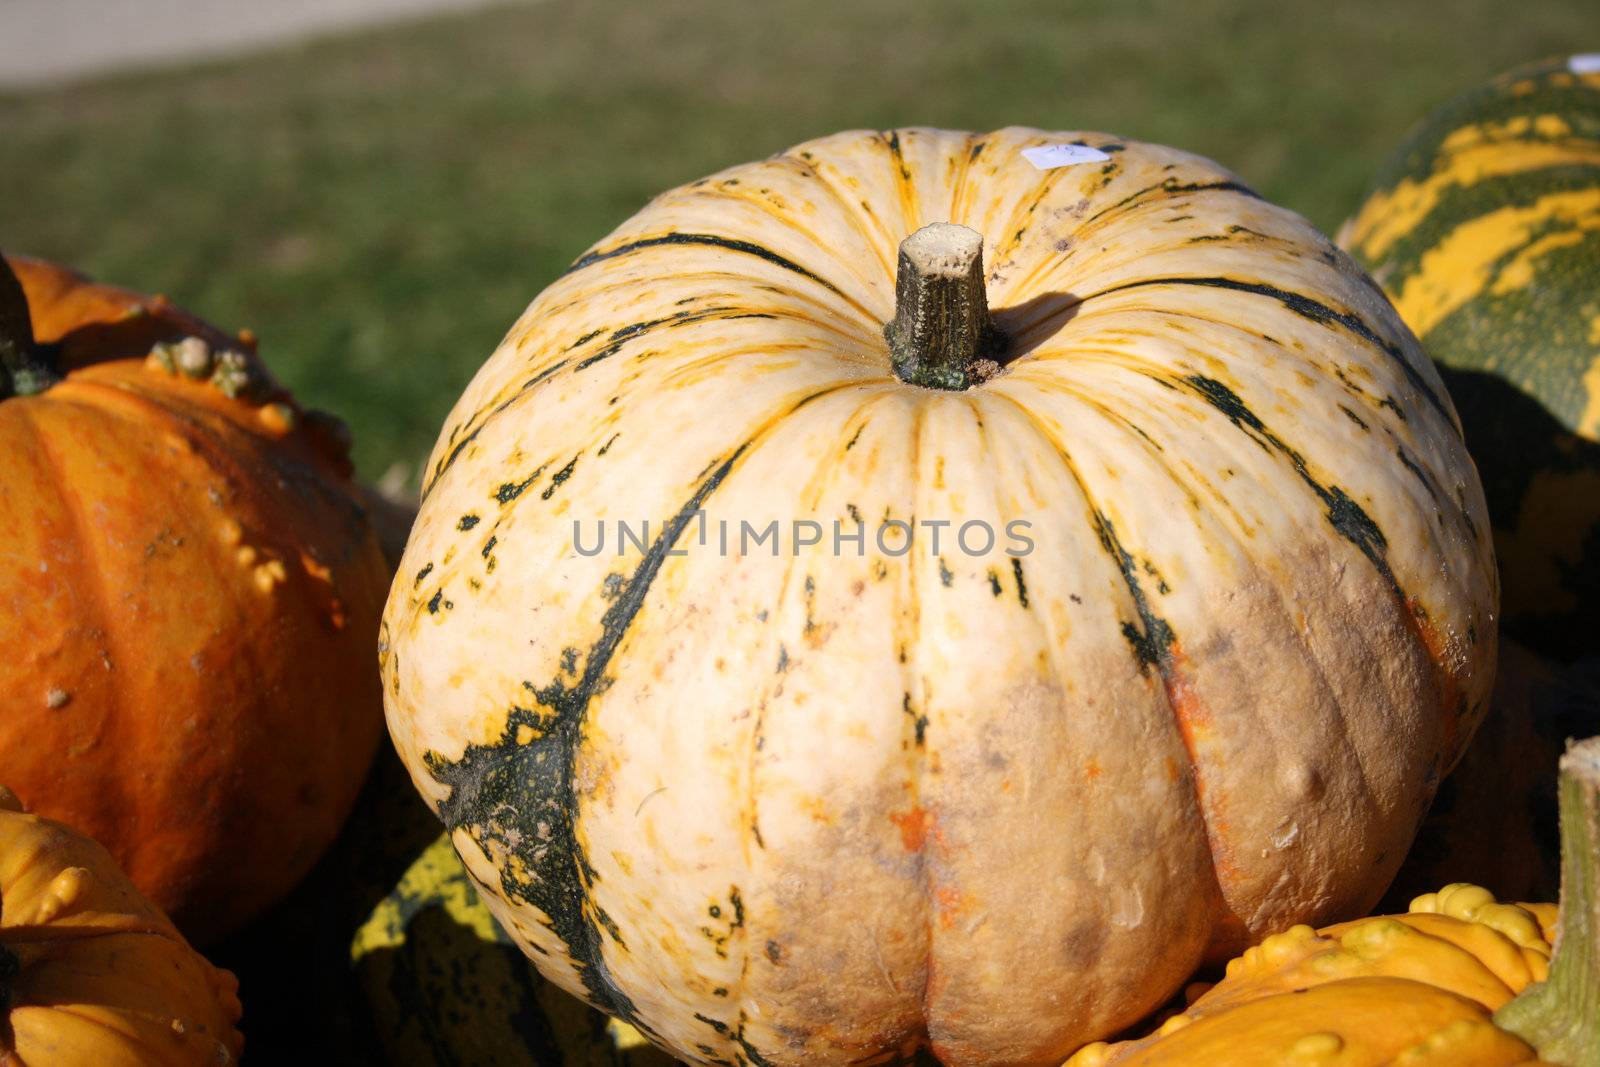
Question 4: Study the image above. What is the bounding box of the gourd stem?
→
[1495,736,1600,1066]
[0,256,58,399]
[883,223,1006,391]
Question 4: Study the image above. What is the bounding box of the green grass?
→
[2,0,1594,483]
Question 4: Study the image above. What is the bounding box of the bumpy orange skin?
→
[0,254,389,943]
[0,787,244,1064]
[1067,884,1558,1067]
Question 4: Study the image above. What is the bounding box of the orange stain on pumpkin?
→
[889,806,931,852]
[1164,642,1242,888]
[1404,597,1449,665]
[799,795,835,826]
[924,955,948,1004]
[935,885,967,930]
[1401,595,1465,758]
[1163,646,1213,751]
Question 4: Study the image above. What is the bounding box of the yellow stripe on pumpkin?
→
[1579,342,1600,439]
[1438,115,1575,152]
[349,833,502,958]
[1342,142,1600,264]
[1387,188,1600,339]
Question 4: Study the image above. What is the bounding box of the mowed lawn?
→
[2,0,1594,483]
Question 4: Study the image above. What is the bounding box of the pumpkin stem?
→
[884,223,1007,390]
[1495,735,1600,1066]
[0,257,59,399]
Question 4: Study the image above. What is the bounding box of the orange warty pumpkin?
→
[0,786,244,1064]
[0,253,389,943]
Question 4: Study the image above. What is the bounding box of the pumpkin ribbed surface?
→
[1066,884,1557,1067]
[0,787,244,1065]
[1339,55,1600,658]
[382,127,1496,1064]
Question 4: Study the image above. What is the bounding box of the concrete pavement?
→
[0,0,515,88]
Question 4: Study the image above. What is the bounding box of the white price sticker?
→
[1022,143,1112,170]
[1570,53,1600,74]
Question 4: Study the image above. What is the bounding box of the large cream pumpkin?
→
[381,127,1497,1065]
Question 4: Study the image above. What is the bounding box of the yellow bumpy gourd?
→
[1066,884,1557,1067]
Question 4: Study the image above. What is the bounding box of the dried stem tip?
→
[884,223,1006,391]
[0,256,60,399]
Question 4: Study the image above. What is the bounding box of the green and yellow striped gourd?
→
[351,832,672,1067]
[208,748,671,1064]
[1341,54,1600,659]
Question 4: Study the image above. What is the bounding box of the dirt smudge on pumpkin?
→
[1010,558,1029,608]
[493,463,548,504]
[902,690,929,748]
[1182,372,1467,753]
[540,454,579,501]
